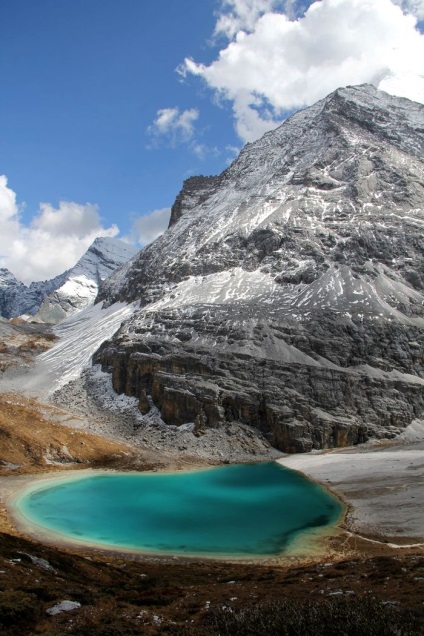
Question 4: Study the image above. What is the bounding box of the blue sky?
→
[0,1,230,229]
[1,0,423,283]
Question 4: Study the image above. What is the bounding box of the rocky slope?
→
[0,238,137,323]
[34,238,137,323]
[95,85,424,452]
[0,269,67,320]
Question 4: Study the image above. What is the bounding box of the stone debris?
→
[46,600,81,616]
[51,366,281,464]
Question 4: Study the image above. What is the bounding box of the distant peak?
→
[0,268,21,283]
[336,83,378,94]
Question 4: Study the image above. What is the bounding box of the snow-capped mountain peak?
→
[35,238,138,323]
[94,85,424,452]
[0,237,138,323]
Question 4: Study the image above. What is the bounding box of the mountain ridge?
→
[0,237,137,323]
[99,84,424,311]
[94,85,424,452]
[76,86,424,451]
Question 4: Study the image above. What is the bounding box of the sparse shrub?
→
[137,586,183,606]
[203,597,422,636]
[0,590,40,628]
[68,608,141,636]
[24,585,58,602]
[368,556,406,580]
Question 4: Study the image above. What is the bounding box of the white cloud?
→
[130,207,171,246]
[181,0,424,142]
[147,106,221,160]
[215,0,424,33]
[191,142,220,160]
[148,107,199,146]
[214,0,283,37]
[395,0,424,19]
[0,176,119,284]
[213,1,312,36]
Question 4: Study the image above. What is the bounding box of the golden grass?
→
[0,393,134,477]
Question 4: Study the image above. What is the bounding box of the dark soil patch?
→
[0,531,423,635]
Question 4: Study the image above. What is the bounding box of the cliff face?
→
[168,175,223,227]
[95,85,424,452]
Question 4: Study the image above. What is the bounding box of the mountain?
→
[0,269,27,318]
[34,237,137,323]
[95,84,424,453]
[0,269,68,320]
[0,237,137,323]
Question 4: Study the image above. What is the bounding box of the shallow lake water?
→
[17,462,343,557]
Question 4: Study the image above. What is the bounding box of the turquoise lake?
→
[17,462,343,557]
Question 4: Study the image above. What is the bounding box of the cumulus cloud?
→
[130,207,171,246]
[181,0,424,142]
[213,0,312,36]
[395,0,424,19]
[214,0,283,37]
[147,107,199,146]
[0,175,119,284]
[147,106,221,160]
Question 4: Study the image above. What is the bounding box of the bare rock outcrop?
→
[95,85,424,452]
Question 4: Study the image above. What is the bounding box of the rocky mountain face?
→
[95,85,424,453]
[0,269,67,320]
[0,238,137,323]
[34,238,137,323]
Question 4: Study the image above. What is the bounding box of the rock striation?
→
[95,85,424,452]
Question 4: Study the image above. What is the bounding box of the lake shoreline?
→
[4,463,345,565]
[2,439,424,564]
[278,442,424,548]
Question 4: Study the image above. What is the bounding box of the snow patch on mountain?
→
[0,237,137,322]
[100,85,424,318]
[20,301,137,396]
[147,267,299,310]
[34,237,138,323]
[139,263,424,329]
[92,85,424,452]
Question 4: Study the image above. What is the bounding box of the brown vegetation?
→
[0,393,136,478]
[0,324,56,371]
[0,325,423,634]
[0,531,423,635]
